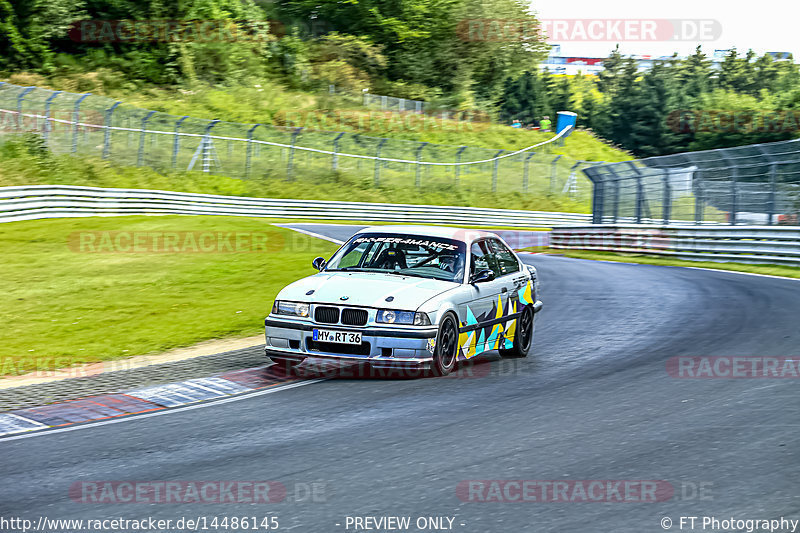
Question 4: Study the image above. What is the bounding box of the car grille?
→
[307,338,371,356]
[315,306,340,324]
[341,309,368,326]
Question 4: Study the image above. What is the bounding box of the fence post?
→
[729,166,738,225]
[286,127,302,179]
[416,101,422,113]
[16,87,35,130]
[381,95,387,110]
[415,142,428,188]
[694,171,705,224]
[492,150,504,193]
[549,155,563,194]
[454,146,467,184]
[137,110,156,166]
[72,93,91,153]
[607,167,622,224]
[583,166,605,224]
[399,98,405,112]
[245,124,261,179]
[767,163,777,225]
[42,91,62,145]
[171,116,189,167]
[331,132,345,170]
[522,152,536,193]
[374,138,388,186]
[102,101,121,159]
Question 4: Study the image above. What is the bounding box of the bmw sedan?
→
[264,226,542,376]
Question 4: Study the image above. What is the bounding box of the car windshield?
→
[325,233,467,283]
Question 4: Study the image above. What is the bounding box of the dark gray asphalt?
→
[1,224,800,533]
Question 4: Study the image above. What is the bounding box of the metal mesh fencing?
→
[583,139,800,225]
[0,82,592,200]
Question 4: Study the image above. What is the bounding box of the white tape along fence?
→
[551,225,800,266]
[0,185,591,228]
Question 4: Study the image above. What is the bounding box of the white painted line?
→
[0,379,325,443]
[0,413,48,436]
[185,377,251,394]
[272,224,345,245]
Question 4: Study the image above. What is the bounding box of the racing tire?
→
[500,304,534,358]
[429,313,459,377]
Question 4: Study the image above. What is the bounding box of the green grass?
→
[0,137,593,213]
[3,72,632,162]
[541,248,800,279]
[0,216,339,375]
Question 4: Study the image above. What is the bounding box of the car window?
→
[470,240,501,278]
[325,233,467,283]
[488,239,520,275]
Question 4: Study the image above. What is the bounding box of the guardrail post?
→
[102,101,121,159]
[137,110,156,166]
[172,116,189,167]
[16,87,34,130]
[331,132,345,171]
[42,91,62,145]
[415,142,428,188]
[245,124,261,179]
[492,150,504,193]
[454,146,467,184]
[550,155,563,194]
[286,127,302,179]
[374,138,388,186]
[767,163,777,225]
[71,93,91,153]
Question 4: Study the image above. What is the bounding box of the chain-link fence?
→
[0,82,596,201]
[583,139,800,225]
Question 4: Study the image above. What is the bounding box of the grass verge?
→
[0,215,339,375]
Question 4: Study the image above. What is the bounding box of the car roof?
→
[355,225,499,243]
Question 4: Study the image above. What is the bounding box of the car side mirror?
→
[470,269,495,284]
[312,257,326,271]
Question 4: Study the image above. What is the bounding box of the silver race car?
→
[264,226,542,376]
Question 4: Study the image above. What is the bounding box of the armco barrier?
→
[0,185,591,227]
[551,225,800,266]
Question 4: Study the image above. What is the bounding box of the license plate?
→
[313,329,362,345]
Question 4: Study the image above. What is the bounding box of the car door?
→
[456,239,507,359]
[486,238,529,347]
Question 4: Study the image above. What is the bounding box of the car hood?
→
[276,272,459,310]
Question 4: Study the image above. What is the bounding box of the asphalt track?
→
[1,224,800,532]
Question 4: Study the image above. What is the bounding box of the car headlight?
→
[376,309,431,325]
[272,300,310,317]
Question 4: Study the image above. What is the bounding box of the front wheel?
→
[429,314,459,377]
[500,304,534,358]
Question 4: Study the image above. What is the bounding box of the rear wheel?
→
[429,314,459,377]
[500,304,534,358]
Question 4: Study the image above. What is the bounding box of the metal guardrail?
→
[583,139,800,226]
[0,185,592,227]
[551,225,800,266]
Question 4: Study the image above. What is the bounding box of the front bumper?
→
[264,317,438,369]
